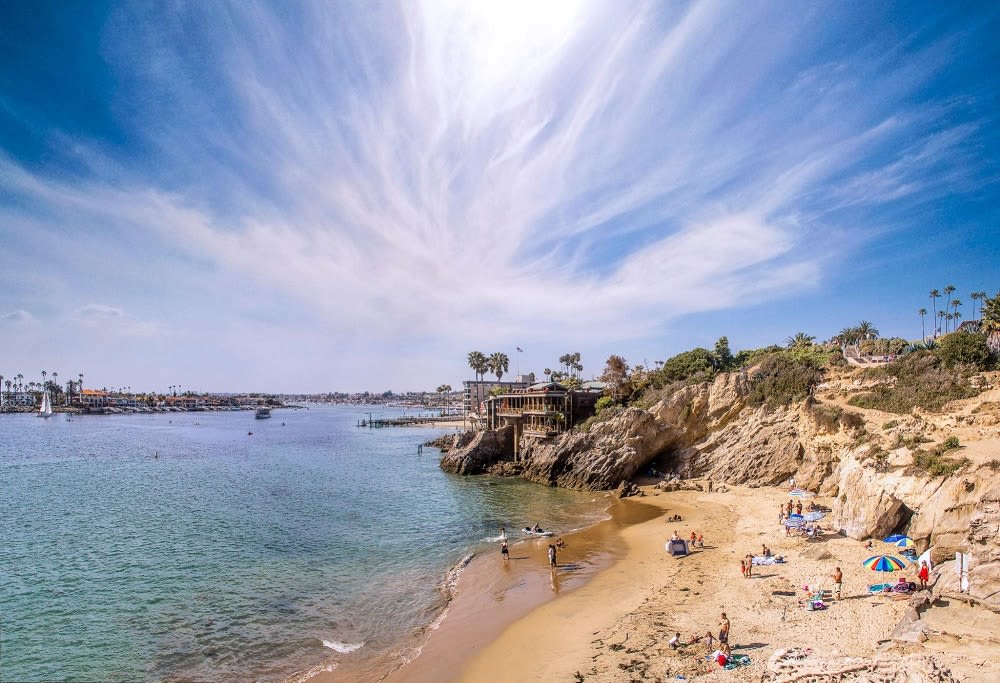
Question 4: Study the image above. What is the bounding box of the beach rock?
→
[615,481,643,498]
[438,426,515,475]
[423,434,459,452]
[764,649,957,681]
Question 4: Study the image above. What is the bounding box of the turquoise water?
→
[0,406,605,682]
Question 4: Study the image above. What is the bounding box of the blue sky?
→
[1,1,998,393]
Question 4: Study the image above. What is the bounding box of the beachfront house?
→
[462,378,530,422]
[481,381,605,457]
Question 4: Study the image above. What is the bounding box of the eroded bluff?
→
[439,371,1000,608]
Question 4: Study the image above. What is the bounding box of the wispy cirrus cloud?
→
[0,1,996,388]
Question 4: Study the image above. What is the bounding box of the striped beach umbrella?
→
[789,488,815,497]
[883,534,907,543]
[893,537,916,550]
[862,555,907,573]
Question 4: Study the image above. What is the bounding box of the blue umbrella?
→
[884,534,907,543]
[789,488,815,497]
[804,511,825,522]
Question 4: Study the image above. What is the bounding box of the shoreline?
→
[305,480,1000,682]
[302,490,656,683]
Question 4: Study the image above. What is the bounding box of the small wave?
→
[441,553,474,599]
[482,535,507,543]
[323,640,365,653]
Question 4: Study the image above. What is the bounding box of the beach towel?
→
[752,556,782,566]
[868,583,892,593]
[724,654,751,670]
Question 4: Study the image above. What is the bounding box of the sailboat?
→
[38,391,53,418]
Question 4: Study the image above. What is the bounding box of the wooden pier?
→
[357,414,459,428]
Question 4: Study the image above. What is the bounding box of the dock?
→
[357,415,459,428]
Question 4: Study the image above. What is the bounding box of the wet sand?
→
[307,494,662,682]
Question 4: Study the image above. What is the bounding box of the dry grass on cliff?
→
[847,351,982,414]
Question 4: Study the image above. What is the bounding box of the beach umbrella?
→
[892,537,916,550]
[787,513,804,520]
[883,534,907,543]
[862,555,907,573]
[785,518,806,528]
[804,511,825,522]
[789,489,814,497]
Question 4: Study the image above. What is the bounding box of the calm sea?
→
[0,405,605,682]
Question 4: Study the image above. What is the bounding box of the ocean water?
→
[0,405,606,682]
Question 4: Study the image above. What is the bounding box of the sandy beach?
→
[311,481,1000,682]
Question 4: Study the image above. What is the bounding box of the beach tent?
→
[666,539,689,556]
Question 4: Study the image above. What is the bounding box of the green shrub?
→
[936,332,993,370]
[656,348,717,384]
[882,420,899,430]
[912,449,969,477]
[847,350,979,413]
[747,354,823,410]
[941,436,961,451]
[810,404,842,432]
[594,396,615,413]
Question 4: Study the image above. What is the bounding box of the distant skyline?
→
[1,1,998,393]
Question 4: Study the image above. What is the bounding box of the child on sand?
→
[668,632,681,649]
[740,559,746,578]
[697,533,704,548]
[918,561,930,590]
[833,566,843,600]
[501,541,509,561]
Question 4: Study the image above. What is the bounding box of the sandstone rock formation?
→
[437,368,1000,610]
[438,426,514,475]
[765,648,957,682]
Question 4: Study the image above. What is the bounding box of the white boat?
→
[255,407,272,419]
[37,391,53,418]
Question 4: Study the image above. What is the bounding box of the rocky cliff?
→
[439,369,1000,607]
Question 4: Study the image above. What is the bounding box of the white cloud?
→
[0,1,992,388]
[1,309,35,324]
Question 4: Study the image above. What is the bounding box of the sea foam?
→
[323,640,364,653]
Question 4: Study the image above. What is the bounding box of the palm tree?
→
[982,292,1000,333]
[951,298,962,323]
[41,370,47,395]
[467,351,489,415]
[945,312,954,333]
[937,310,946,335]
[929,289,941,337]
[837,327,858,345]
[488,352,510,381]
[918,308,927,343]
[786,332,815,348]
[0,374,4,406]
[856,321,879,340]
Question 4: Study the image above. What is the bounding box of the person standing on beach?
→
[833,566,843,600]
[718,613,731,655]
[918,561,930,590]
[547,543,557,568]
[740,559,746,578]
[744,553,753,578]
[501,541,509,561]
